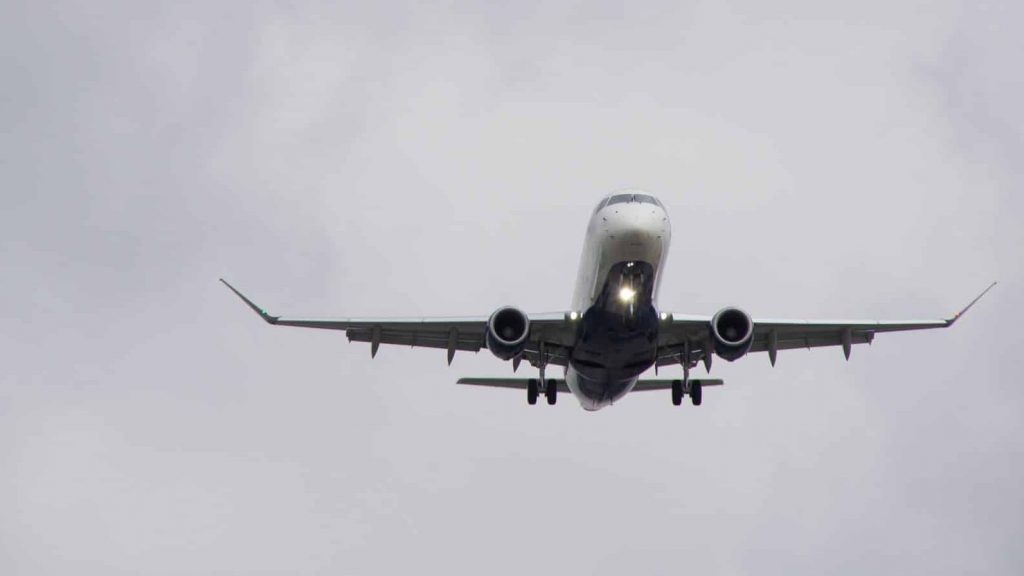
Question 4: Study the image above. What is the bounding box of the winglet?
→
[220,279,280,324]
[946,281,997,326]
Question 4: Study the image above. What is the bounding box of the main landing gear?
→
[671,379,702,407]
[529,352,557,406]
[526,379,558,406]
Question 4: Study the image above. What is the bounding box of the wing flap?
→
[348,328,484,352]
[748,331,874,353]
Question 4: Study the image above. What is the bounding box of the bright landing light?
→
[618,286,636,302]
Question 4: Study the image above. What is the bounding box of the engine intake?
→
[711,307,754,361]
[486,306,530,360]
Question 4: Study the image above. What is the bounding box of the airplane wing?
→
[223,279,995,369]
[656,282,996,367]
[220,279,574,366]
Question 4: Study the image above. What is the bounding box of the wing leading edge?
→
[656,282,997,367]
[219,279,572,364]
[222,279,995,371]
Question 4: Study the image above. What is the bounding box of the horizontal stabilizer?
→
[457,378,723,393]
[457,378,571,392]
[633,378,724,391]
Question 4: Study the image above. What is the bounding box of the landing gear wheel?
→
[671,380,683,406]
[545,379,558,405]
[690,381,702,406]
[527,379,538,405]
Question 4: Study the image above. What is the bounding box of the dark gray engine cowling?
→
[710,307,754,361]
[486,306,530,360]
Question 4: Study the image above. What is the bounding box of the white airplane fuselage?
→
[565,192,671,410]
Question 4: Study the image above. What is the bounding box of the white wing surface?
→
[220,279,573,366]
[655,282,997,367]
[223,279,995,370]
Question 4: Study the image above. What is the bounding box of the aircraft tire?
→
[527,379,538,405]
[545,379,557,405]
[691,381,702,406]
[672,380,683,406]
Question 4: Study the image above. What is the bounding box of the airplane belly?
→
[566,368,639,411]
[565,260,661,410]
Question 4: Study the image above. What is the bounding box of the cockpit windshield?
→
[604,193,662,207]
[593,192,662,215]
[633,193,661,206]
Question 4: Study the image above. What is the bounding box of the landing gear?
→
[527,379,538,405]
[672,345,701,407]
[527,378,557,406]
[671,377,703,407]
[671,380,683,406]
[533,345,555,406]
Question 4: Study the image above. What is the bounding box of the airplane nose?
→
[608,203,666,245]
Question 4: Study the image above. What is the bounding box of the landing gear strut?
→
[672,344,700,407]
[531,344,557,406]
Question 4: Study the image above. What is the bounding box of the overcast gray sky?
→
[2,0,1022,574]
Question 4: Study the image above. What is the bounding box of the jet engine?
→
[486,306,530,360]
[710,307,754,361]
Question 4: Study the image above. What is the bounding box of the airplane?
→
[221,190,996,411]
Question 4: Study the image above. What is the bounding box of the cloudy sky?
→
[2,0,1021,573]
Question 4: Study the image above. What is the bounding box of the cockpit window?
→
[603,193,661,208]
[634,193,661,206]
[606,194,634,206]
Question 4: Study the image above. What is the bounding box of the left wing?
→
[656,282,996,367]
[220,279,573,365]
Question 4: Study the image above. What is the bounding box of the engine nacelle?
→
[486,306,530,361]
[710,307,754,361]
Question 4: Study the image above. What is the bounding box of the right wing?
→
[655,282,996,367]
[220,279,574,366]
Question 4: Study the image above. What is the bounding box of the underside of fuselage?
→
[567,260,660,410]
